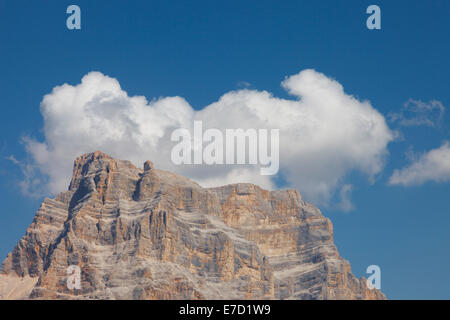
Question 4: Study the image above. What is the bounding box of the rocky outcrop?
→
[0,151,385,300]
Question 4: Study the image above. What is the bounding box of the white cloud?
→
[236,81,251,88]
[20,70,393,207]
[389,142,450,186]
[388,99,445,127]
[6,153,41,197]
[336,184,354,212]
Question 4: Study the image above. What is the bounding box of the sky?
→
[0,0,449,299]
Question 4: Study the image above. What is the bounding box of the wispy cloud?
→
[336,184,354,212]
[6,154,20,165]
[6,153,42,197]
[236,81,251,88]
[388,99,445,128]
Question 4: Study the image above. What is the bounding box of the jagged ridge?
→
[0,151,385,300]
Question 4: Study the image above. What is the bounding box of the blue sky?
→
[0,0,449,299]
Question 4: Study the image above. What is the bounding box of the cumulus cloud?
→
[388,99,445,127]
[20,70,393,207]
[389,142,450,186]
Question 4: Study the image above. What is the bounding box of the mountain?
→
[0,151,385,299]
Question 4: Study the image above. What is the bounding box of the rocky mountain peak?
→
[0,152,385,300]
[144,160,154,172]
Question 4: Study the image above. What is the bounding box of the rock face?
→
[0,151,385,300]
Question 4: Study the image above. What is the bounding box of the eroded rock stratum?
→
[0,151,385,299]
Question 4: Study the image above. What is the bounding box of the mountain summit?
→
[0,151,385,299]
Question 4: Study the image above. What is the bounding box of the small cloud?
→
[388,99,445,127]
[6,154,20,165]
[236,81,251,88]
[389,142,450,186]
[336,184,354,212]
[6,154,44,198]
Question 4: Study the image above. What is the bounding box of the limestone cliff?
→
[0,151,385,300]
